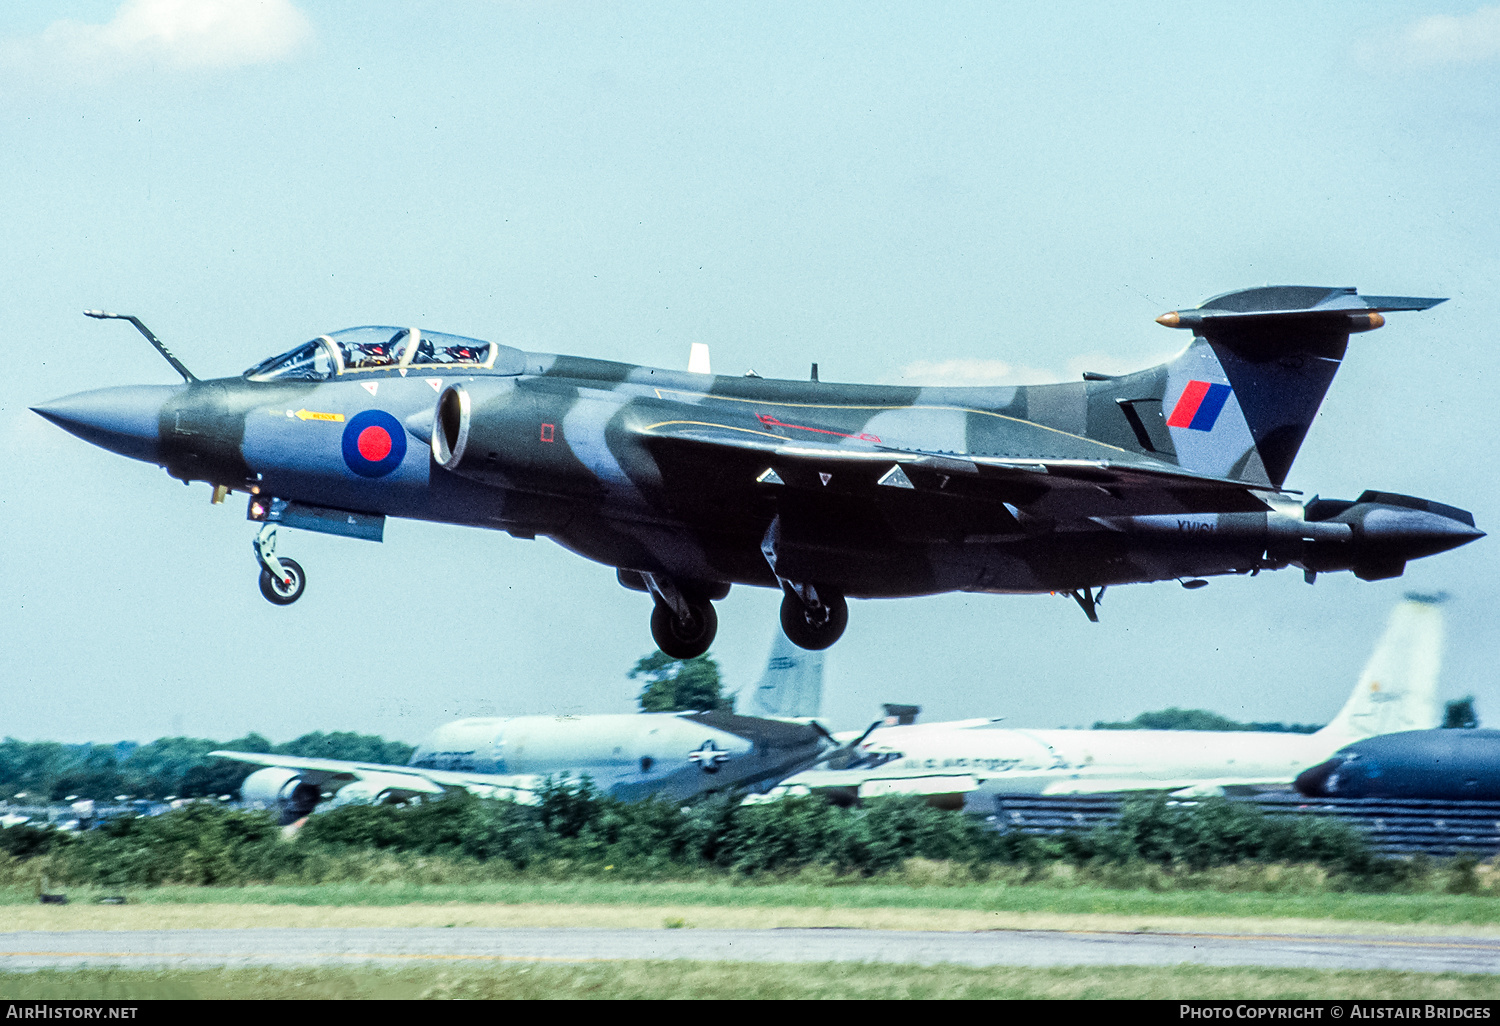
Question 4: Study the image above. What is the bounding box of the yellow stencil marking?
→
[641,420,809,445]
[294,409,345,423]
[649,388,1134,455]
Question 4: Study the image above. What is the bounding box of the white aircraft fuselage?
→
[833,725,1347,804]
[780,595,1445,806]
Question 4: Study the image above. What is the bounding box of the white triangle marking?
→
[361,382,379,396]
[819,472,832,486]
[877,464,915,489]
[426,378,443,392]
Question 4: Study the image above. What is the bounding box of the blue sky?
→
[1,1,1496,743]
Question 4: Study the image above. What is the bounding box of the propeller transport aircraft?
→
[34,286,1482,656]
[777,594,1448,807]
[221,632,833,824]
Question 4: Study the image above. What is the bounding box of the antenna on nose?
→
[83,310,198,383]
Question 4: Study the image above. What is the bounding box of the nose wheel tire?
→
[650,598,718,659]
[780,589,848,650]
[259,557,306,605]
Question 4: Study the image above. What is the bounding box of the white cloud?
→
[4,0,312,78]
[889,351,1172,387]
[889,357,1058,387]
[1379,5,1500,66]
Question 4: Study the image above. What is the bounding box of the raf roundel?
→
[341,409,407,478]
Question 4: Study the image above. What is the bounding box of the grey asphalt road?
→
[1,928,1497,974]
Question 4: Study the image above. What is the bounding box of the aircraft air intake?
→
[432,384,471,468]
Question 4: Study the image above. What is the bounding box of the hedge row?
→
[0,782,1418,889]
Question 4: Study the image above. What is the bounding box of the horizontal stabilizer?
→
[1158,286,1445,332]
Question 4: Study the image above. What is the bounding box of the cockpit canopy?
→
[245,326,526,382]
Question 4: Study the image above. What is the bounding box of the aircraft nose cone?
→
[1293,757,1342,797]
[31,384,181,463]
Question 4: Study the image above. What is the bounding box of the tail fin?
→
[743,631,824,719]
[1095,287,1443,488]
[1317,593,1446,741]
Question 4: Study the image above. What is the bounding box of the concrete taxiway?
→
[2,928,1497,974]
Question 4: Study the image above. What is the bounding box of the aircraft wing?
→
[209,750,542,800]
[786,766,1299,800]
[1037,776,1298,796]
[678,710,830,749]
[785,768,979,792]
[636,420,1272,517]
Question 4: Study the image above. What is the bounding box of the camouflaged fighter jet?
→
[33,286,1483,657]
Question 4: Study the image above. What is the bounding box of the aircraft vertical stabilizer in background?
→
[775,595,1447,806]
[743,632,825,721]
[1317,594,1444,742]
[217,633,835,823]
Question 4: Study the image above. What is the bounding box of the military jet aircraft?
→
[224,632,837,823]
[33,286,1482,656]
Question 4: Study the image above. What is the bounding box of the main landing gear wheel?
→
[258,557,306,605]
[650,597,718,659]
[780,588,848,650]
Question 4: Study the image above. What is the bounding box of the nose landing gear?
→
[253,523,306,605]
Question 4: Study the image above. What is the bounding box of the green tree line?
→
[0,649,722,805]
[1094,698,1481,733]
[1091,708,1323,733]
[0,732,413,803]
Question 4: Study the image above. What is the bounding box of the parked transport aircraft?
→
[772,595,1446,808]
[223,634,833,824]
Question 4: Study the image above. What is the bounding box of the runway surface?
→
[2,928,1498,974]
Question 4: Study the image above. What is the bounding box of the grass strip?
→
[5,880,1497,927]
[3,900,1500,938]
[4,962,1500,1000]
